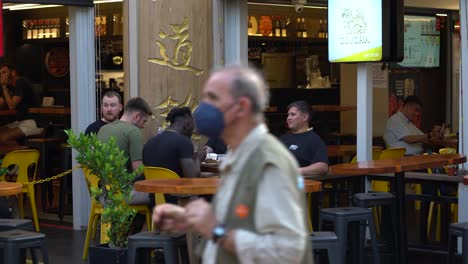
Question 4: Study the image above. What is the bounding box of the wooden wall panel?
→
[139,0,213,141]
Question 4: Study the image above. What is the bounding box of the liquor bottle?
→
[318,19,324,38]
[275,16,281,37]
[44,19,51,38]
[324,19,328,38]
[37,19,44,39]
[281,17,288,37]
[54,18,61,38]
[22,20,28,40]
[95,16,101,37]
[65,17,69,37]
[101,16,107,37]
[26,20,32,39]
[32,20,38,39]
[302,18,307,38]
[113,14,120,36]
[296,17,302,38]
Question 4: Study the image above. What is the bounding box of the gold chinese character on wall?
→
[148,17,204,76]
[154,92,199,131]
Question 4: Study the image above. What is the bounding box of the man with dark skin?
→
[143,107,206,178]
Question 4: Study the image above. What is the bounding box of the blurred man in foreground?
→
[152,66,311,263]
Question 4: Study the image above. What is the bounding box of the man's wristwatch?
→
[212,224,226,243]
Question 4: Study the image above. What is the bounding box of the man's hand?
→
[185,199,217,239]
[152,204,189,232]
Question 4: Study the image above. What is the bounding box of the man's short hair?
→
[220,66,269,115]
[287,101,312,122]
[102,91,122,104]
[0,64,14,71]
[403,96,423,108]
[166,107,192,124]
[124,97,153,116]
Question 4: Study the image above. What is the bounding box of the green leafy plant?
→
[0,166,7,177]
[66,130,142,248]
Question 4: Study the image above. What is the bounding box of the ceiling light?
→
[7,4,62,10]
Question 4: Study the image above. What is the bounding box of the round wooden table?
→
[0,182,23,196]
[135,178,322,194]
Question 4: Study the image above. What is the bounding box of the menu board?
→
[328,0,382,62]
[398,15,440,67]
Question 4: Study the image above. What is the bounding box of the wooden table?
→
[0,145,29,157]
[28,107,71,115]
[0,182,23,196]
[327,145,384,158]
[330,154,466,264]
[135,178,322,264]
[135,178,322,194]
[311,105,357,112]
[0,110,17,117]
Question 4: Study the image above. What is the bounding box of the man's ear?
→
[237,97,251,116]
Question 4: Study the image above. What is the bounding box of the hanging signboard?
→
[328,0,382,62]
[328,0,404,63]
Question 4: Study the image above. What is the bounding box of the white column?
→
[223,0,248,65]
[458,0,468,226]
[69,6,95,230]
[212,0,225,67]
[128,0,139,97]
[356,63,373,162]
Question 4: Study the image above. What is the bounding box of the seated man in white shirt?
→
[384,96,441,155]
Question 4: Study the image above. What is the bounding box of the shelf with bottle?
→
[247,15,328,43]
[22,18,61,40]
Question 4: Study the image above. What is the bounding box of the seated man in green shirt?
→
[97,97,153,205]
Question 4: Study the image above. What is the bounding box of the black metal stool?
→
[320,207,380,264]
[310,231,340,264]
[0,219,33,232]
[0,229,48,264]
[353,192,397,259]
[447,222,468,264]
[127,232,188,264]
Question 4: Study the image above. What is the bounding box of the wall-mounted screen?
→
[328,0,382,62]
[398,15,440,67]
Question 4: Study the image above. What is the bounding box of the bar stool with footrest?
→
[353,192,397,261]
[310,231,340,264]
[320,207,380,264]
[0,219,33,232]
[0,149,40,232]
[447,222,468,264]
[0,229,48,264]
[127,231,188,264]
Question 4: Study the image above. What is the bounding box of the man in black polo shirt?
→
[280,100,328,176]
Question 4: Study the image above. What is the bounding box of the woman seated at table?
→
[279,100,328,176]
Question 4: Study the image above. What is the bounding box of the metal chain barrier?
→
[26,164,82,185]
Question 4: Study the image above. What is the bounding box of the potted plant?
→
[66,130,142,264]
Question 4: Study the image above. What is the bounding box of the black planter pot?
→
[89,243,127,264]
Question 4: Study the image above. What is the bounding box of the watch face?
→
[214,226,225,236]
